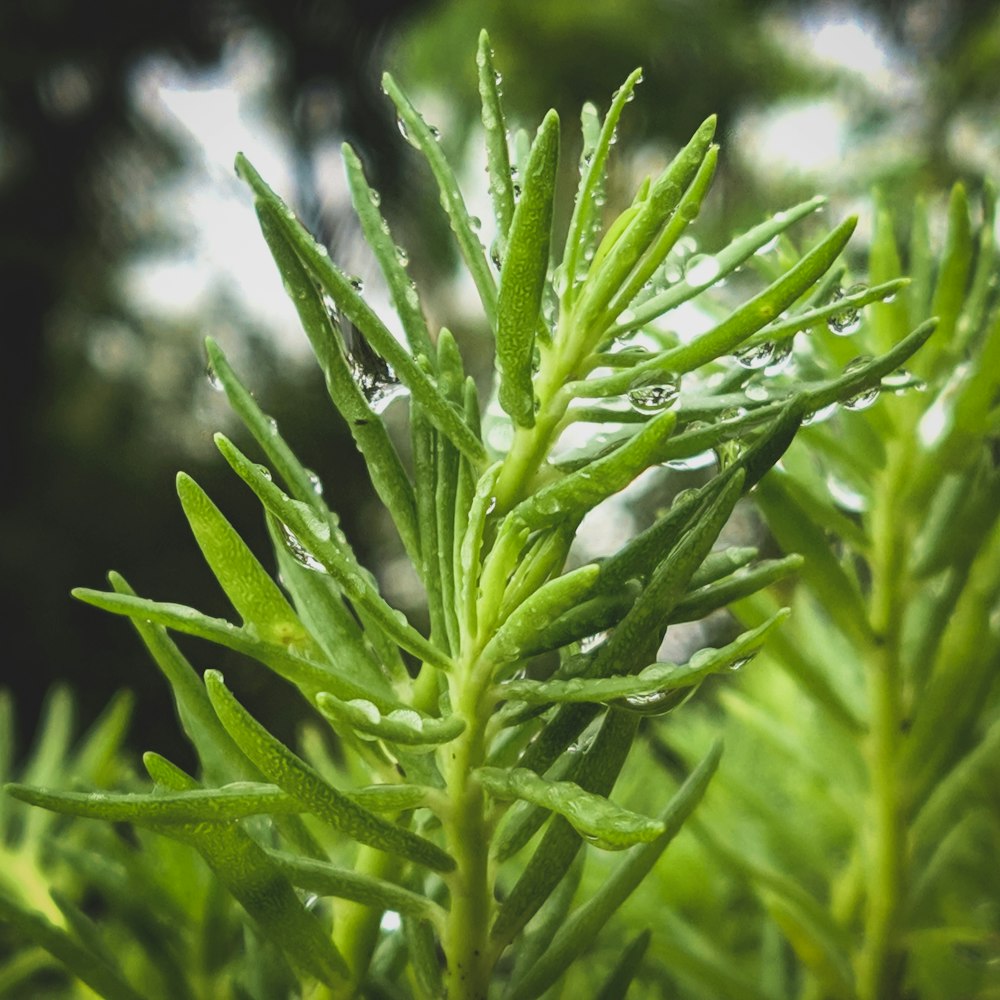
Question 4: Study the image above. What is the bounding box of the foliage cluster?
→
[2,29,992,1000]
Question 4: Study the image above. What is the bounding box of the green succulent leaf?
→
[477,30,515,258]
[496,108,560,428]
[478,766,664,849]
[316,693,466,749]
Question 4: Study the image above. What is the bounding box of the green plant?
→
[2,31,935,999]
[632,186,1000,999]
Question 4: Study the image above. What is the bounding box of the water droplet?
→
[627,372,681,413]
[826,474,867,512]
[744,382,769,402]
[470,215,482,232]
[206,362,223,391]
[620,687,693,715]
[579,631,608,653]
[763,339,794,374]
[665,451,716,472]
[348,275,365,293]
[840,355,879,410]
[754,234,780,256]
[305,469,324,496]
[304,893,320,911]
[728,654,754,672]
[380,910,402,933]
[881,368,924,393]
[827,283,868,335]
[348,340,410,414]
[493,70,503,86]
[388,709,423,731]
[266,415,278,435]
[428,124,441,141]
[279,522,327,572]
[485,496,498,514]
[684,254,722,287]
[395,245,409,268]
[368,188,381,208]
[349,699,382,726]
[396,116,418,148]
[735,341,777,370]
[490,241,503,271]
[803,402,837,425]
[842,386,880,411]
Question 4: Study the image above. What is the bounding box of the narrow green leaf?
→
[927,182,973,368]
[668,555,804,623]
[593,928,652,1000]
[316,693,465,749]
[518,582,640,659]
[735,278,909,355]
[687,546,759,589]
[507,740,723,1000]
[484,563,600,663]
[236,154,485,464]
[497,109,559,427]
[561,69,644,308]
[506,851,586,994]
[477,30,515,260]
[177,472,321,653]
[497,614,787,706]
[478,766,663,849]
[591,472,747,678]
[458,461,504,638]
[214,433,451,672]
[266,849,444,927]
[3,782,309,824]
[342,143,435,363]
[204,339,329,513]
[205,670,456,873]
[379,74,498,328]
[0,894,147,1000]
[73,586,396,704]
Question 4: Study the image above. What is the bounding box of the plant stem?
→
[441,662,495,999]
[857,450,909,1000]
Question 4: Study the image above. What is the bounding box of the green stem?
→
[441,662,496,999]
[857,452,909,1000]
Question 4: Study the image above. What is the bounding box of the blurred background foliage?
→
[2,0,998,771]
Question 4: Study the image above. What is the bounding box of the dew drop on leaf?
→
[627,372,680,414]
[827,283,867,335]
[803,402,837,425]
[684,254,722,287]
[579,631,608,653]
[279,522,327,573]
[206,362,223,391]
[735,341,777,370]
